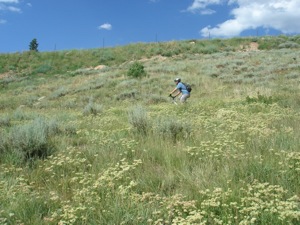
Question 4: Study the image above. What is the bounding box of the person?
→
[169,78,190,103]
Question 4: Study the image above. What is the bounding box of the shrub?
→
[258,38,281,50]
[117,79,138,89]
[116,90,138,101]
[127,62,146,79]
[0,116,11,127]
[0,76,17,86]
[128,105,150,135]
[155,117,191,142]
[99,49,115,64]
[200,45,219,54]
[285,72,300,79]
[49,87,69,99]
[0,117,56,163]
[12,108,35,120]
[278,41,300,49]
[34,64,52,74]
[83,97,103,116]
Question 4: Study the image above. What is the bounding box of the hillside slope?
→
[0,37,300,224]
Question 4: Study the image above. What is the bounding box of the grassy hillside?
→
[1,35,299,76]
[0,36,300,224]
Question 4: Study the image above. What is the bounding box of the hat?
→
[174,78,181,82]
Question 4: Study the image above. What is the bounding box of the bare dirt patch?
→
[138,55,167,63]
[0,72,11,79]
[240,42,259,52]
[94,65,107,70]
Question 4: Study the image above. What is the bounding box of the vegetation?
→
[127,62,147,79]
[1,35,299,76]
[29,38,39,52]
[0,35,300,224]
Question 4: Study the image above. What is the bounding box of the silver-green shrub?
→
[83,98,103,116]
[0,116,11,127]
[0,117,56,163]
[49,87,69,99]
[278,41,300,49]
[128,105,150,135]
[155,117,191,142]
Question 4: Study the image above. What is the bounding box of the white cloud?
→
[0,0,21,25]
[0,0,20,12]
[188,0,300,37]
[0,0,19,3]
[98,23,112,30]
[187,0,224,14]
[201,9,216,15]
[6,5,20,12]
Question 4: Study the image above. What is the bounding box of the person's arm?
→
[170,83,182,97]
[170,88,181,97]
[174,90,181,97]
[170,87,177,95]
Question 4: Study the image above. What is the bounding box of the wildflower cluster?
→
[49,158,142,224]
[130,180,299,225]
[184,134,244,161]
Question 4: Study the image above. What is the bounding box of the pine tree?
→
[29,38,39,52]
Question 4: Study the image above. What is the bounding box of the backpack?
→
[183,83,192,92]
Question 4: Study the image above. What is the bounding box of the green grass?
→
[0,36,300,224]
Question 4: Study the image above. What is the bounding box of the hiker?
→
[169,78,190,103]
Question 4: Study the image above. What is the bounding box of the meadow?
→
[0,36,300,224]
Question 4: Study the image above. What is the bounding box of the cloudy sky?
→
[1,0,299,52]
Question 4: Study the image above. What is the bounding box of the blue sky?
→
[1,0,300,53]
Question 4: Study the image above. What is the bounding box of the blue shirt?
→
[176,82,190,95]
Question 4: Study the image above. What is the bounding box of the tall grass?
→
[0,36,300,224]
[0,117,59,164]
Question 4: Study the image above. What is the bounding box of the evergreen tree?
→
[29,38,39,52]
